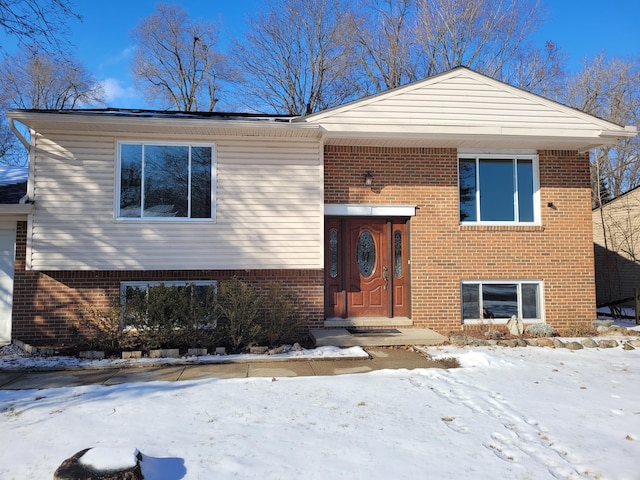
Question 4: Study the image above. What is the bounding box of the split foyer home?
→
[3,67,637,346]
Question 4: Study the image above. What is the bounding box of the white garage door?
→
[0,223,16,346]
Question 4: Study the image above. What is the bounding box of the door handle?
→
[383,266,388,290]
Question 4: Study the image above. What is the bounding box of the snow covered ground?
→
[1,340,639,479]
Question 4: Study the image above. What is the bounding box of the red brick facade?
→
[11,146,595,344]
[324,145,595,333]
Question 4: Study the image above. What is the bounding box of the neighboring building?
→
[0,166,31,345]
[5,67,637,345]
[593,185,640,312]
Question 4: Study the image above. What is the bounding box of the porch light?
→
[364,171,373,186]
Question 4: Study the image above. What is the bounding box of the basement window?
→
[461,281,543,324]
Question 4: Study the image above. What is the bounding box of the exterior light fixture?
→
[364,171,373,186]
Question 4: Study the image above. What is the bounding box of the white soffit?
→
[324,204,416,217]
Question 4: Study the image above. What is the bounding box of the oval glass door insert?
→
[357,230,375,277]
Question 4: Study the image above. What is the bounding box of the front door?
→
[325,218,408,319]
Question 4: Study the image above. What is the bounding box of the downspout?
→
[8,118,33,203]
[8,118,30,150]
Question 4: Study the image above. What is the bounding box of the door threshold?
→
[324,317,413,328]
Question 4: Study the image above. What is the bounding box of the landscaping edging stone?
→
[448,324,639,350]
[447,335,639,350]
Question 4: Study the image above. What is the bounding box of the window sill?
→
[115,218,216,223]
[462,318,545,325]
[459,224,545,232]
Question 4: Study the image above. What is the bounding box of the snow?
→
[0,166,28,185]
[0,344,369,371]
[1,343,639,479]
[78,446,139,471]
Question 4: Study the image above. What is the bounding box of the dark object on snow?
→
[53,448,143,480]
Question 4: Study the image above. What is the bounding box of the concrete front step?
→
[310,328,447,347]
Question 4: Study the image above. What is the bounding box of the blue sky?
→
[2,0,639,109]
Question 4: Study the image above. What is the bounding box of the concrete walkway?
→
[311,328,447,347]
[0,347,449,391]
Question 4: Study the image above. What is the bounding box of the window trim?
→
[458,153,540,225]
[115,141,216,222]
[460,280,545,324]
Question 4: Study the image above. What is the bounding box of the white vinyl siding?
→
[28,131,323,270]
[311,75,608,132]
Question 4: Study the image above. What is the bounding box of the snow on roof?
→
[0,166,28,186]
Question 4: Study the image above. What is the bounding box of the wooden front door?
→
[325,218,409,319]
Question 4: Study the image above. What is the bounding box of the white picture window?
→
[459,155,539,224]
[461,281,543,323]
[117,142,215,220]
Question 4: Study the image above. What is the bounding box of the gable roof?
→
[297,67,637,151]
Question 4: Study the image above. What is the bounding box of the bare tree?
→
[317,0,559,102]
[131,4,228,112]
[0,51,103,165]
[502,40,567,99]
[415,0,545,79]
[563,54,640,201]
[233,0,354,115]
[345,0,419,95]
[0,51,104,109]
[0,0,80,52]
[0,120,21,165]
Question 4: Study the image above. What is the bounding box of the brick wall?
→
[324,145,595,333]
[12,221,324,344]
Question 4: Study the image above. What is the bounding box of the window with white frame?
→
[461,281,543,323]
[459,155,538,223]
[120,281,217,326]
[117,142,214,220]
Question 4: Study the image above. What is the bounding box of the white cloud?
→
[100,45,138,69]
[99,78,144,109]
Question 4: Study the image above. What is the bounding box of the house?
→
[5,67,637,346]
[592,185,640,315]
[0,166,31,345]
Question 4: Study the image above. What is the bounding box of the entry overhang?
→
[324,204,416,217]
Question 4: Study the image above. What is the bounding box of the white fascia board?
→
[6,111,322,136]
[325,204,416,217]
[0,204,32,217]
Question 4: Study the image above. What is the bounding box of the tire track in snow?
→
[411,372,600,480]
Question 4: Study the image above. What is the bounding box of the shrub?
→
[124,283,218,350]
[525,323,556,338]
[215,277,264,352]
[262,283,308,347]
[76,301,127,353]
[557,322,598,337]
